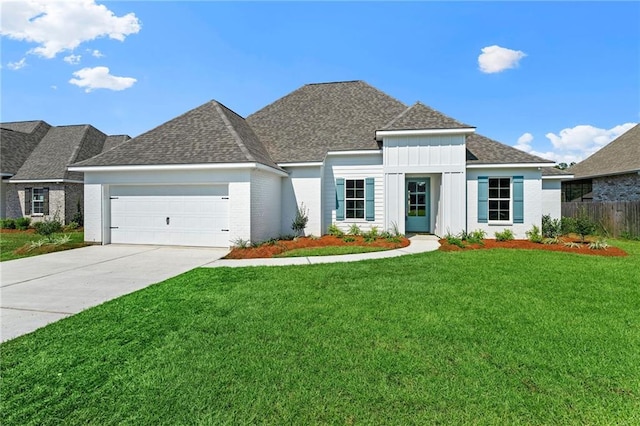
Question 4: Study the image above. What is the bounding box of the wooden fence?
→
[561,201,640,238]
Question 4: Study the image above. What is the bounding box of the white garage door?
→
[110,185,230,247]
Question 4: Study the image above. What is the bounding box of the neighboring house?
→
[0,121,130,224]
[70,81,570,247]
[563,124,640,202]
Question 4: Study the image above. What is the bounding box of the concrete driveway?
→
[0,245,228,342]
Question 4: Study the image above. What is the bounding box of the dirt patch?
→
[0,228,36,234]
[438,238,627,257]
[225,235,410,259]
[13,242,90,256]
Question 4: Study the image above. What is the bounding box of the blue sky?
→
[2,1,638,164]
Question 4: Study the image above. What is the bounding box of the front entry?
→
[406,177,430,233]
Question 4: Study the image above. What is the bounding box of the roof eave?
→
[466,162,555,169]
[376,128,476,141]
[68,162,289,177]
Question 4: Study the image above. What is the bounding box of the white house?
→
[69,81,569,247]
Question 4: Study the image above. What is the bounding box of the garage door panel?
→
[110,186,230,247]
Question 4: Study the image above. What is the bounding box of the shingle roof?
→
[382,102,474,130]
[11,125,107,181]
[1,121,52,175]
[72,100,282,171]
[247,81,407,162]
[541,167,573,177]
[567,124,640,179]
[102,135,131,153]
[466,133,554,165]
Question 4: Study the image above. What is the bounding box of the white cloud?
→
[63,54,81,64]
[0,0,141,58]
[478,45,526,74]
[51,85,57,90]
[7,57,27,70]
[513,123,637,164]
[69,66,137,92]
[90,49,104,58]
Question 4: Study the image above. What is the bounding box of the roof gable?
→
[568,124,640,179]
[466,133,553,165]
[383,102,474,130]
[11,125,107,181]
[102,135,132,153]
[0,121,52,175]
[72,100,281,170]
[247,81,407,162]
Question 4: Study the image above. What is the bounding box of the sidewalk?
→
[203,235,440,268]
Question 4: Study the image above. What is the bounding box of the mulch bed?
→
[225,235,410,259]
[0,228,36,234]
[439,238,627,257]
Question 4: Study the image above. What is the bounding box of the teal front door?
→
[406,178,430,233]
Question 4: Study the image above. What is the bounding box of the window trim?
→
[487,177,512,224]
[31,187,45,216]
[345,178,366,220]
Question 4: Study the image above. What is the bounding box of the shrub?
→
[525,225,543,243]
[363,226,379,242]
[34,219,63,238]
[561,217,576,235]
[291,203,309,237]
[1,218,17,229]
[71,211,83,227]
[574,208,596,241]
[342,235,356,243]
[15,217,31,230]
[542,214,562,238]
[327,223,344,237]
[466,229,487,245]
[494,229,514,241]
[445,232,466,248]
[348,224,361,236]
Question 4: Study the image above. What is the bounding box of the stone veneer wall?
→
[593,172,640,202]
[4,183,84,224]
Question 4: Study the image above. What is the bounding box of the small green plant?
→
[564,241,581,249]
[53,234,72,245]
[466,229,487,245]
[291,202,309,237]
[328,223,345,237]
[231,238,250,249]
[574,208,596,241]
[261,238,279,246]
[65,221,79,231]
[494,229,514,241]
[363,226,380,242]
[348,223,361,236]
[1,218,17,229]
[72,198,84,226]
[27,239,47,251]
[388,221,402,238]
[620,231,640,241]
[33,219,63,239]
[525,225,543,243]
[588,239,609,250]
[542,215,562,238]
[279,234,296,241]
[445,232,466,248]
[309,234,320,240]
[15,217,31,230]
[342,235,356,243]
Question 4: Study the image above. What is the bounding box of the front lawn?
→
[2,241,639,424]
[0,230,86,262]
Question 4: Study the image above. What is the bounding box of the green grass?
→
[2,241,639,424]
[0,230,85,262]
[274,245,391,257]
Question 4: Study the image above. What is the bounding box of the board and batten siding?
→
[280,165,322,236]
[542,179,562,219]
[383,134,466,236]
[323,153,384,234]
[250,168,282,243]
[467,168,543,239]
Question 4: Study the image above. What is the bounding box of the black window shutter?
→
[43,188,50,215]
[25,188,32,215]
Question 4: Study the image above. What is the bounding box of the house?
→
[0,120,130,224]
[563,124,640,202]
[69,81,570,247]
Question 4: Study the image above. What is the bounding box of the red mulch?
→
[225,235,410,259]
[438,238,627,257]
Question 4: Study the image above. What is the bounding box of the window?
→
[345,179,365,219]
[32,188,45,214]
[488,178,511,221]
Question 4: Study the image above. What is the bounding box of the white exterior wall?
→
[82,167,260,246]
[280,165,322,236]
[250,169,282,243]
[542,179,562,219]
[467,168,543,239]
[323,153,384,234]
[383,134,466,235]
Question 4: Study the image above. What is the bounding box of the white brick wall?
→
[84,183,103,243]
[250,169,282,243]
[281,165,322,236]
